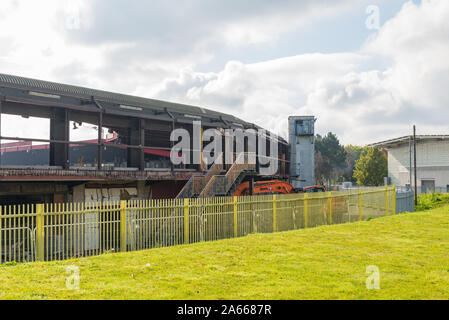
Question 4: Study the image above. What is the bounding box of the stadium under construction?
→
[0,73,315,205]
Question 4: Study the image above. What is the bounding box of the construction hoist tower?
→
[289,116,316,189]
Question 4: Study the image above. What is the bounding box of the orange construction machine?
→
[232,180,347,215]
[232,180,326,196]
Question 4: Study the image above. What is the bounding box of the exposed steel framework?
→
[0,73,290,183]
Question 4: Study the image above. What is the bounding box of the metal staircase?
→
[198,153,256,198]
[176,154,224,199]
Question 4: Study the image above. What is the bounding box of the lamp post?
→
[409,136,412,191]
[413,125,417,206]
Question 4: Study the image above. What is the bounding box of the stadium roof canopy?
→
[0,73,286,143]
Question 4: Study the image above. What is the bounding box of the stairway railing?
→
[176,154,223,198]
[199,153,256,198]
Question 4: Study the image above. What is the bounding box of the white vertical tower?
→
[289,116,316,189]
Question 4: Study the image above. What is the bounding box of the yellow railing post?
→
[184,198,190,244]
[36,204,45,261]
[359,189,363,221]
[304,194,308,228]
[328,192,332,224]
[385,185,389,216]
[233,196,238,238]
[0,206,2,264]
[120,200,127,253]
[273,195,277,233]
[392,185,397,215]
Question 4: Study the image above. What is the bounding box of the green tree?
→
[342,145,369,183]
[353,147,387,186]
[315,132,347,184]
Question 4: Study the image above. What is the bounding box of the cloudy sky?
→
[1,0,447,145]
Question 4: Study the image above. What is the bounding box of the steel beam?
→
[165,108,176,173]
[92,97,103,170]
[49,108,69,169]
[0,135,173,151]
[1,94,245,130]
[254,125,260,173]
[127,119,145,170]
[140,119,145,171]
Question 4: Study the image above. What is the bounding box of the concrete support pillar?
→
[137,181,150,199]
[72,184,86,203]
[50,108,69,169]
[127,119,145,170]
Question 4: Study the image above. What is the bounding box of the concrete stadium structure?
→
[0,73,290,205]
[370,135,449,193]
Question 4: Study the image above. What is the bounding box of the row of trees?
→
[314,133,387,186]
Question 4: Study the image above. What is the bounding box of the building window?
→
[295,119,314,136]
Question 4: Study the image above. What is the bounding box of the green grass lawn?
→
[1,206,449,300]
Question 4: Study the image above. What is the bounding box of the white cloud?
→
[1,0,448,146]
[151,0,449,145]
[0,0,364,142]
[365,0,449,111]
[218,1,355,46]
[0,0,361,88]
[151,53,367,138]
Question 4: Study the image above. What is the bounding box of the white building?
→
[370,135,449,193]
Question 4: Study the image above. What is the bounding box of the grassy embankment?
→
[1,202,448,300]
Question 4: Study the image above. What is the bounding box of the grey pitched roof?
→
[0,73,289,144]
[0,73,242,123]
[368,135,449,148]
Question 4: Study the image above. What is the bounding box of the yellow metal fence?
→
[0,186,396,264]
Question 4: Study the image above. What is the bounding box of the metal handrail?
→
[199,153,256,198]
